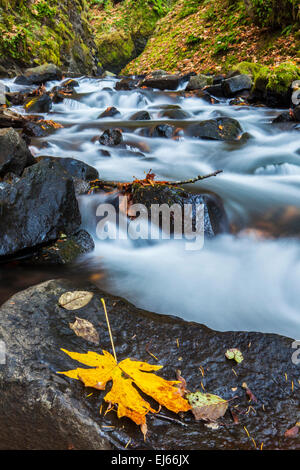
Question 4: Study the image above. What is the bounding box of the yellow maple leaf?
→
[58,349,191,435]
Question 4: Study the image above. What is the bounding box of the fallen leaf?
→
[69,317,100,345]
[186,391,228,422]
[284,424,300,438]
[58,349,191,435]
[58,291,94,310]
[176,369,189,397]
[242,382,258,403]
[225,348,244,363]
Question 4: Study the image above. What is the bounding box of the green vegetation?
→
[0,0,96,73]
[91,0,176,72]
[124,0,299,76]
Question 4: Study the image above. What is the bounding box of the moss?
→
[95,30,135,72]
[266,62,300,94]
[0,0,96,74]
[235,60,300,96]
[93,0,175,72]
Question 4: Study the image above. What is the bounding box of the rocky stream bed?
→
[0,63,299,449]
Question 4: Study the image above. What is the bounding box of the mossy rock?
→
[234,61,300,106]
[95,30,135,73]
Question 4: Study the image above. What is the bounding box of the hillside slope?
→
[0,0,97,76]
[123,0,299,75]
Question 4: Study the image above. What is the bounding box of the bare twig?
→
[170,170,223,186]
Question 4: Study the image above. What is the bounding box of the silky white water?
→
[9,75,299,338]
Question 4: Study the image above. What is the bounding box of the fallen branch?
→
[169,170,223,186]
[89,169,223,194]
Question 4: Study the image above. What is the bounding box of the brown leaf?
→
[284,425,299,438]
[58,291,94,310]
[69,317,100,345]
[186,391,228,422]
[175,369,189,396]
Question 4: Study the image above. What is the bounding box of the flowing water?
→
[4,76,300,338]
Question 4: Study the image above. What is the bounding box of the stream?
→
[3,75,300,339]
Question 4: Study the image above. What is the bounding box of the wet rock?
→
[150,124,176,138]
[24,94,52,113]
[99,128,123,146]
[26,230,95,265]
[0,109,26,128]
[101,70,116,78]
[188,117,243,141]
[99,149,111,157]
[272,111,294,123]
[131,183,225,238]
[115,78,139,90]
[0,127,35,177]
[98,107,120,119]
[15,63,63,86]
[139,74,182,91]
[212,75,225,85]
[22,120,54,138]
[129,110,151,121]
[36,156,99,182]
[293,105,300,121]
[222,74,253,98]
[5,91,27,106]
[0,278,298,450]
[0,159,81,257]
[61,79,79,90]
[185,89,219,104]
[158,108,190,120]
[185,74,212,91]
[204,84,224,98]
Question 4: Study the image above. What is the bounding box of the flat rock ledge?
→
[0,279,299,450]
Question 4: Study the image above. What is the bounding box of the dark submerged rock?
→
[0,159,81,257]
[115,78,139,90]
[158,108,190,120]
[98,106,121,118]
[26,230,95,265]
[0,278,298,450]
[204,84,224,98]
[129,110,151,121]
[188,117,243,141]
[24,94,52,113]
[222,74,252,97]
[0,127,35,177]
[150,124,176,138]
[185,74,211,91]
[15,64,63,86]
[139,74,182,91]
[99,128,123,146]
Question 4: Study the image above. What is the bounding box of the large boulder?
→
[185,74,212,91]
[36,156,99,182]
[222,74,253,97]
[139,74,182,91]
[24,94,52,113]
[0,278,298,450]
[0,128,35,177]
[188,117,243,141]
[0,159,81,257]
[15,64,63,86]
